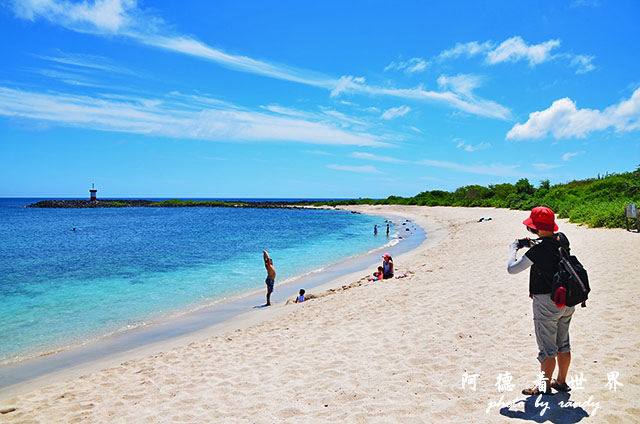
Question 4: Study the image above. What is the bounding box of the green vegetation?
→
[150,199,248,207]
[314,167,640,229]
[109,201,128,206]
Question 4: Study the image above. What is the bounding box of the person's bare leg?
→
[541,357,556,389]
[266,290,272,306]
[555,352,571,384]
[523,357,556,395]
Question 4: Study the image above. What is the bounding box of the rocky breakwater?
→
[26,199,324,209]
[27,200,155,208]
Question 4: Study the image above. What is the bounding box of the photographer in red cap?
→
[507,207,575,395]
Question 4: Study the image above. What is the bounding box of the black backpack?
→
[550,234,590,308]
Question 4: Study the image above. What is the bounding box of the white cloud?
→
[37,51,136,75]
[271,104,371,129]
[436,36,594,73]
[570,54,596,74]
[467,143,491,152]
[437,41,493,61]
[532,163,562,170]
[12,0,136,32]
[507,98,604,139]
[437,74,482,96]
[321,109,367,126]
[350,152,404,163]
[0,87,388,147]
[145,35,335,89]
[381,105,411,120]
[418,159,525,177]
[486,36,560,66]
[384,57,428,73]
[571,0,599,7]
[304,150,333,156]
[28,51,141,91]
[31,68,107,88]
[169,91,241,111]
[330,76,366,97]
[335,78,510,120]
[261,105,315,119]
[13,0,337,89]
[562,151,585,161]
[506,88,640,140]
[406,60,428,73]
[327,164,382,173]
[11,1,510,120]
[456,140,491,152]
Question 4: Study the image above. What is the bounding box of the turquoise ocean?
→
[0,198,397,366]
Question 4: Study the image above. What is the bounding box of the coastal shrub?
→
[515,178,535,195]
[155,199,184,206]
[310,166,640,229]
[553,203,574,219]
[151,199,248,207]
[567,200,629,228]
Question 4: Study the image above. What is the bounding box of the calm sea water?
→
[0,198,393,365]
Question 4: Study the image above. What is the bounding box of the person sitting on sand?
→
[381,254,394,279]
[295,289,306,303]
[263,250,276,306]
[507,206,575,396]
[368,266,384,281]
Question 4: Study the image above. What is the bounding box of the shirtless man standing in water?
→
[263,250,276,306]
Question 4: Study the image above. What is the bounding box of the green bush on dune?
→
[315,166,640,229]
[152,199,248,207]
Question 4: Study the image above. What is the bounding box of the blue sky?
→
[1,0,639,198]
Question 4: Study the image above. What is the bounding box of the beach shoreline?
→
[0,209,429,400]
[1,205,638,423]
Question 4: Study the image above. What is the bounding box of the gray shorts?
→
[532,294,575,363]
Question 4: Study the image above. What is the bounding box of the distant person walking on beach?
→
[507,207,575,395]
[381,253,394,279]
[263,250,276,306]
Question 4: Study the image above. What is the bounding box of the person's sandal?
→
[522,386,553,396]
[551,380,572,392]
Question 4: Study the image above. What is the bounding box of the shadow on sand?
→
[500,393,591,423]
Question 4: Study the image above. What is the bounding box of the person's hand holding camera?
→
[511,238,532,250]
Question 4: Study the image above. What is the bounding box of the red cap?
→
[523,206,558,232]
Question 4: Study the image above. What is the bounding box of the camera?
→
[517,238,531,248]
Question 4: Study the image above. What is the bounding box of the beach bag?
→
[550,243,590,308]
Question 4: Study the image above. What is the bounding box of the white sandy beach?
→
[1,205,639,423]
